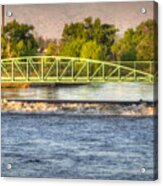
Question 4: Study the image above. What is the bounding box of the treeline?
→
[112,20,158,61]
[1,17,157,61]
[1,20,38,58]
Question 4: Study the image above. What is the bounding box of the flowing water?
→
[1,113,157,180]
[1,82,157,180]
[2,82,154,101]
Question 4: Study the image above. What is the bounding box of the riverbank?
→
[1,83,30,88]
[1,99,157,116]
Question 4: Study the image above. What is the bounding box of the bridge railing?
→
[1,56,157,83]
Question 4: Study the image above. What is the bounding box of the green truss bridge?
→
[1,56,156,83]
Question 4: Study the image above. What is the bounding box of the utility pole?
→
[2,5,5,35]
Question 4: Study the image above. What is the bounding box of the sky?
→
[3,1,155,39]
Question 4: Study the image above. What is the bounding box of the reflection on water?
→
[2,82,154,101]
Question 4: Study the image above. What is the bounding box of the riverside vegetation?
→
[1,17,157,61]
[1,17,157,88]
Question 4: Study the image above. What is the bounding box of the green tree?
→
[111,29,136,61]
[134,20,158,61]
[111,19,158,61]
[1,20,38,58]
[1,35,8,58]
[80,41,102,59]
[46,41,60,56]
[60,38,85,57]
[60,17,118,60]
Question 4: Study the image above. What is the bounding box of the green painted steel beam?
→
[1,56,156,83]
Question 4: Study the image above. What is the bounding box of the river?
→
[1,82,157,180]
[2,82,154,101]
[1,113,157,180]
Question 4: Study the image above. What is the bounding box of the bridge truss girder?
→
[1,56,156,83]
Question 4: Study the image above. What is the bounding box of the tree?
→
[111,19,158,61]
[111,29,136,61]
[1,20,38,58]
[46,41,60,56]
[1,35,8,58]
[134,20,158,61]
[60,38,84,57]
[80,41,102,60]
[60,17,118,61]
